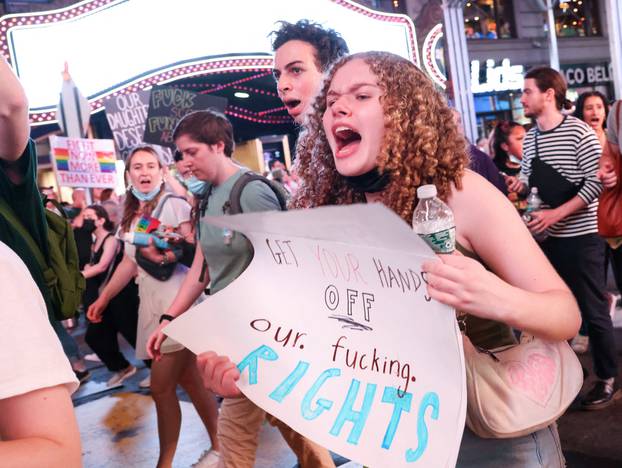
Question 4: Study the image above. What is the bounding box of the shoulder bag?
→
[135,193,183,281]
[528,128,584,208]
[597,101,622,239]
[463,327,583,439]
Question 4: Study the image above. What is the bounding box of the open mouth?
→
[333,125,362,158]
[284,99,302,111]
[139,178,152,188]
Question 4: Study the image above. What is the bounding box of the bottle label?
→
[418,227,456,254]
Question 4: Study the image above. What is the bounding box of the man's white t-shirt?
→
[0,241,78,400]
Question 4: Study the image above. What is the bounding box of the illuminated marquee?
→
[422,23,446,90]
[0,0,418,124]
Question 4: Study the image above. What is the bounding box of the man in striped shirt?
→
[517,67,618,410]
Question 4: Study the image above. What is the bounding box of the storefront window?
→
[555,0,600,37]
[464,0,515,40]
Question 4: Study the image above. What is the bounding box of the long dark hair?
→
[492,120,522,171]
[573,91,609,128]
[525,67,573,111]
[86,204,114,232]
[120,145,165,233]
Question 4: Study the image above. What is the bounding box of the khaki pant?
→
[217,396,335,468]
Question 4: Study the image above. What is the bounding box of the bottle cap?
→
[531,187,538,194]
[417,184,437,199]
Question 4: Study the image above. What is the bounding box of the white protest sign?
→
[165,204,466,467]
[49,136,117,188]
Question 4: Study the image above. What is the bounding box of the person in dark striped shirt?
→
[517,67,617,410]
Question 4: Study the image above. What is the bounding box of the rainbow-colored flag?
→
[96,150,116,173]
[136,216,160,233]
[53,147,70,171]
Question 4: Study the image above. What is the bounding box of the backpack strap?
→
[0,197,51,285]
[197,172,287,284]
[41,196,69,220]
[152,192,185,220]
[616,100,621,137]
[225,171,288,215]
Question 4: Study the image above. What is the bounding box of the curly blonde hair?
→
[290,51,468,223]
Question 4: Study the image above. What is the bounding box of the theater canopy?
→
[1,0,417,139]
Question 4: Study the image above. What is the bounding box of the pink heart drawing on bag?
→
[503,351,558,406]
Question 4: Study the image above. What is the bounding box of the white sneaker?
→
[192,450,221,468]
[608,293,621,320]
[107,365,137,387]
[84,353,102,362]
[571,334,589,354]
[138,374,151,388]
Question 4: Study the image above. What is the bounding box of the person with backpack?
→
[82,204,140,387]
[0,53,82,468]
[146,110,332,468]
[0,55,87,383]
[87,145,220,468]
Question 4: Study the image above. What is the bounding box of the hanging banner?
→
[165,204,466,468]
[50,136,117,188]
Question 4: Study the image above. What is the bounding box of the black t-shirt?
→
[74,224,94,270]
[84,234,137,312]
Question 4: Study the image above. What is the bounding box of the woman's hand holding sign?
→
[422,253,513,323]
[197,351,242,398]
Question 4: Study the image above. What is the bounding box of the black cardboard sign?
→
[143,86,227,149]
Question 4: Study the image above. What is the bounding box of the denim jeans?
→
[457,424,565,467]
[50,318,81,363]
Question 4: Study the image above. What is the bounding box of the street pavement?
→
[69,303,622,467]
[558,301,622,468]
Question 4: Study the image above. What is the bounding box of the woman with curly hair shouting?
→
[199,52,580,467]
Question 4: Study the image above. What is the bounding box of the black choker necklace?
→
[343,167,391,193]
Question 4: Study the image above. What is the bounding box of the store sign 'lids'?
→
[471,59,524,94]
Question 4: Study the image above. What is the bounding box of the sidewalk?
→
[558,305,622,468]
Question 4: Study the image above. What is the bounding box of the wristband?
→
[159,314,175,324]
[159,250,173,266]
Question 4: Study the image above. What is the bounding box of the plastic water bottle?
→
[124,232,170,250]
[412,184,456,254]
[522,187,548,242]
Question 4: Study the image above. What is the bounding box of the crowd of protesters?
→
[0,16,621,468]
